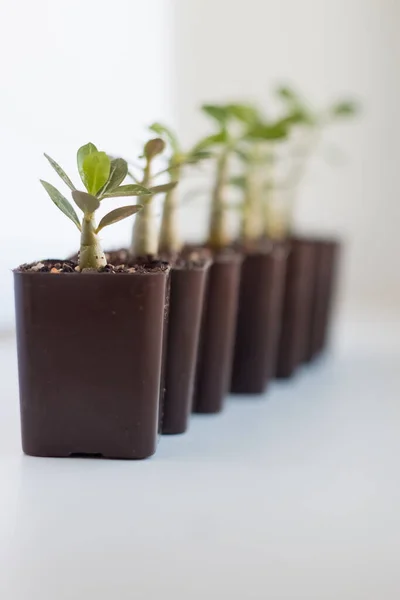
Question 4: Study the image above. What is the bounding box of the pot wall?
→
[14,269,168,459]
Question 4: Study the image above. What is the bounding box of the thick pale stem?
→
[79,213,106,269]
[207,151,230,249]
[129,163,158,258]
[262,145,290,240]
[159,184,181,255]
[241,162,264,245]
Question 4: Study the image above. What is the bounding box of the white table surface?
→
[1,319,400,600]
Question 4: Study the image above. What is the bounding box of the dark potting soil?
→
[106,248,210,271]
[15,259,169,275]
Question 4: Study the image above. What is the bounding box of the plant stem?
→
[79,213,106,269]
[241,147,264,246]
[159,164,181,255]
[207,150,230,249]
[129,162,158,258]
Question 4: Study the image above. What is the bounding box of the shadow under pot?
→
[230,243,288,395]
[13,261,169,459]
[161,258,211,435]
[193,252,242,414]
[275,239,317,379]
[305,238,340,362]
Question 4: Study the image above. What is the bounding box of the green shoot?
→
[148,122,212,255]
[129,138,178,258]
[274,85,359,236]
[195,103,258,249]
[41,143,151,270]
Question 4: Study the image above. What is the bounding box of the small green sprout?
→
[41,143,151,270]
[194,103,259,249]
[198,102,289,247]
[129,138,178,258]
[148,122,211,255]
[272,85,360,237]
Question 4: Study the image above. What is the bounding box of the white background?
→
[173,0,400,318]
[1,3,400,598]
[0,0,399,329]
[0,0,174,330]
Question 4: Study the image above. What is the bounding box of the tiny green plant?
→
[272,85,359,236]
[148,122,211,255]
[129,138,178,259]
[41,143,151,270]
[194,103,258,249]
[229,104,290,245]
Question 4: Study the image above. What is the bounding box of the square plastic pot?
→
[14,267,168,459]
[161,260,210,434]
[306,238,340,361]
[193,253,242,414]
[230,243,288,394]
[275,239,317,379]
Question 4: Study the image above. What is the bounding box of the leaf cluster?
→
[41,141,178,234]
[41,143,152,233]
[149,123,212,172]
[276,85,359,127]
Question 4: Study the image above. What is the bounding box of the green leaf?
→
[148,182,178,195]
[72,190,100,214]
[276,86,298,103]
[186,149,213,164]
[202,104,229,124]
[226,103,260,125]
[229,176,246,188]
[330,100,358,118]
[144,138,165,160]
[77,143,97,187]
[149,123,180,154]
[96,205,143,232]
[247,122,288,141]
[40,180,81,230]
[82,151,111,195]
[192,131,229,152]
[97,158,128,198]
[44,154,76,191]
[102,184,152,198]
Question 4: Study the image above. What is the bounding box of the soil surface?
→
[15,259,169,274]
[107,248,210,270]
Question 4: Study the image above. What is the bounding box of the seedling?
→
[129,138,178,258]
[229,104,290,245]
[194,103,262,249]
[148,123,211,255]
[273,85,359,235]
[41,143,152,269]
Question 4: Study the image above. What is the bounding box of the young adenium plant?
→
[41,144,151,270]
[276,85,359,193]
[194,103,259,249]
[148,122,211,255]
[129,138,178,259]
[198,102,289,248]
[267,85,359,237]
[229,105,291,245]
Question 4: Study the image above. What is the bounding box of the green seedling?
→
[148,122,211,255]
[129,138,178,258]
[41,143,152,269]
[229,104,290,245]
[273,85,359,235]
[194,103,263,249]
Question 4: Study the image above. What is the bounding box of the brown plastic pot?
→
[161,260,210,434]
[230,244,288,394]
[306,239,340,360]
[275,238,317,379]
[14,267,168,459]
[193,252,242,414]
